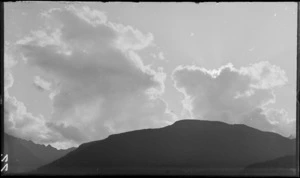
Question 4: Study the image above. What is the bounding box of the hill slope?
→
[34,120,296,175]
[241,155,297,176]
[3,133,76,174]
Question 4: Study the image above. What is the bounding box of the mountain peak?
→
[173,119,227,125]
[170,119,234,130]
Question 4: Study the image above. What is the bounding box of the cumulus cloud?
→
[240,107,296,137]
[4,47,76,149]
[4,47,18,95]
[158,52,165,60]
[4,96,54,143]
[5,72,14,94]
[262,108,296,136]
[33,76,52,91]
[110,22,154,51]
[46,122,87,143]
[9,5,176,148]
[172,62,295,137]
[150,52,165,61]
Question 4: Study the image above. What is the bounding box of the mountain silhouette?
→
[3,133,76,174]
[241,155,297,176]
[33,120,296,175]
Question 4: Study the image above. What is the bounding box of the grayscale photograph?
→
[2,1,298,176]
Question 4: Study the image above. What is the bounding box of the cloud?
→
[4,50,73,148]
[150,52,166,61]
[33,76,52,91]
[241,108,296,137]
[4,95,61,145]
[46,122,87,143]
[11,5,176,148]
[158,52,165,60]
[172,61,294,137]
[262,108,296,136]
[4,46,18,95]
[5,72,14,94]
[110,22,154,51]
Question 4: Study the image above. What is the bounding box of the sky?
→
[4,2,297,149]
